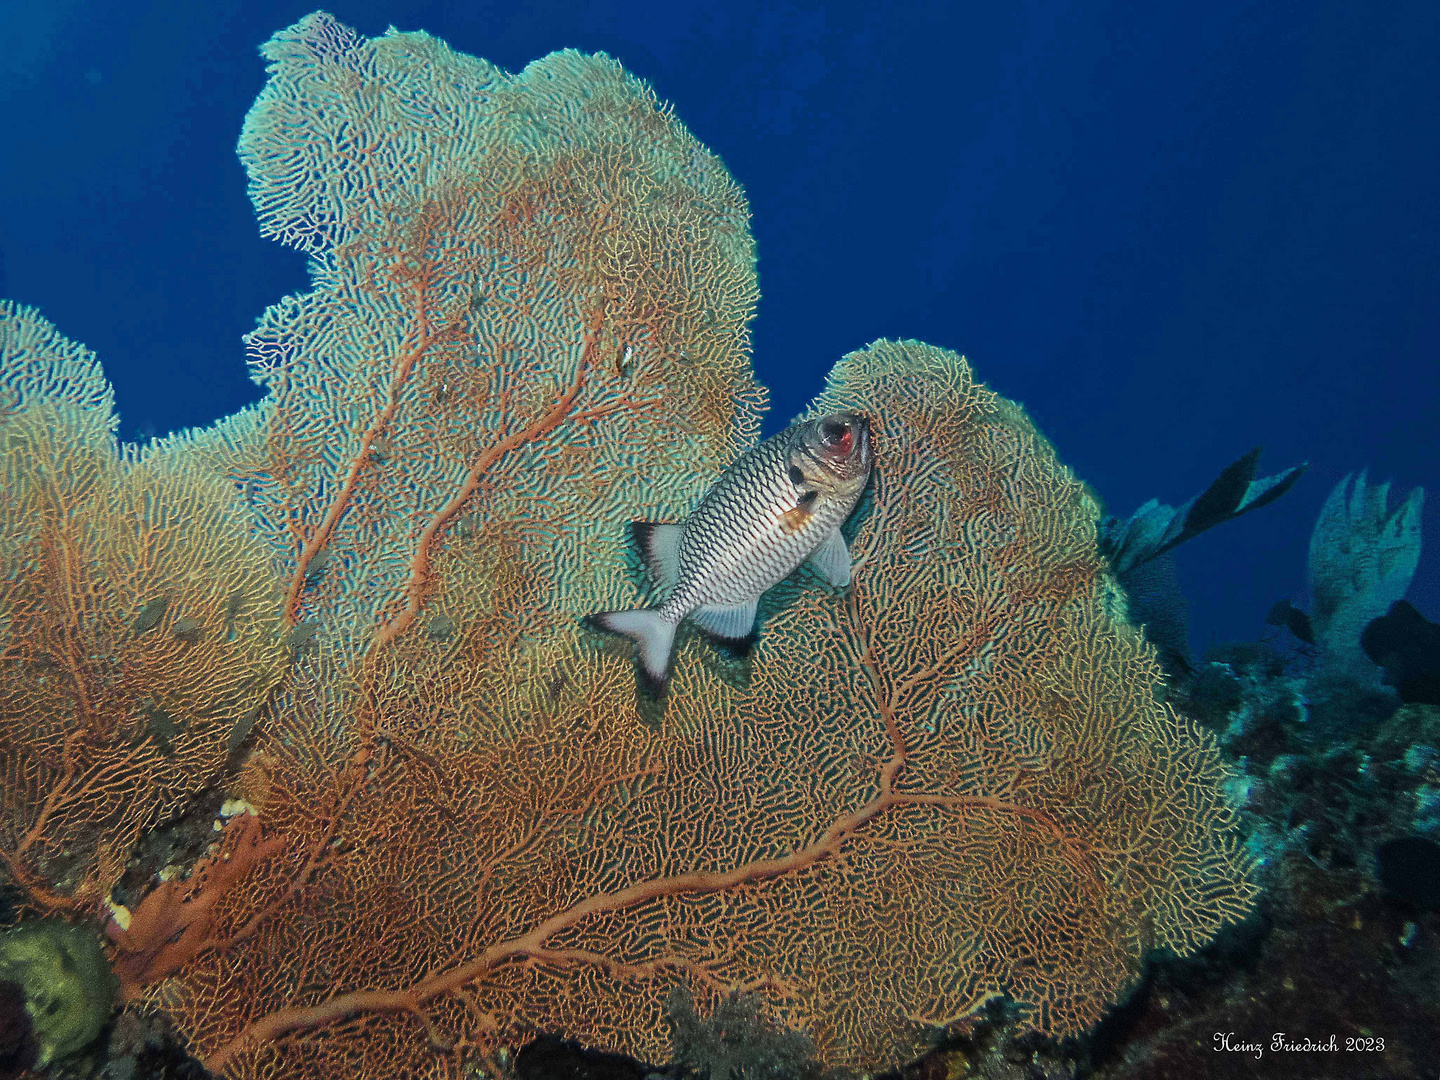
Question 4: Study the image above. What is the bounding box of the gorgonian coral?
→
[0,13,1255,1077]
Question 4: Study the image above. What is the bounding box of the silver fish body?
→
[589,412,873,693]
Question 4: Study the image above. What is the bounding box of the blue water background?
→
[1,1,1435,656]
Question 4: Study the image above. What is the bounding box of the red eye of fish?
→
[821,420,852,455]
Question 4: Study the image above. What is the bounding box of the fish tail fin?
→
[586,608,678,695]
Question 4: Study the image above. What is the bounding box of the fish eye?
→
[821,419,850,445]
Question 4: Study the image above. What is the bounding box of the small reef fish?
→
[589,412,874,694]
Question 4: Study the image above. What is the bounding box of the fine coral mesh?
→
[0,13,1255,1080]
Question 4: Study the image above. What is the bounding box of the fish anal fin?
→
[629,522,684,591]
[808,528,853,587]
[690,600,758,642]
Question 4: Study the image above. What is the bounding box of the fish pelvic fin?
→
[587,608,678,695]
[808,527,852,587]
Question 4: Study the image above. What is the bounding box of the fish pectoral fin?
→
[689,600,758,642]
[808,527,853,587]
[628,522,685,591]
[779,504,812,534]
[779,488,820,535]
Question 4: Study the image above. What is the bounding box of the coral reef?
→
[0,303,286,916]
[0,919,118,1068]
[1307,472,1424,672]
[1362,601,1440,706]
[1,12,1255,1078]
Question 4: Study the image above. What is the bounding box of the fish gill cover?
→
[0,12,1255,1077]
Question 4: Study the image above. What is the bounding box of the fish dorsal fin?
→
[690,599,758,642]
[629,522,684,592]
[808,528,852,587]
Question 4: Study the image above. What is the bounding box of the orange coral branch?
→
[214,744,380,953]
[13,731,87,859]
[281,265,456,625]
[203,736,1096,1072]
[0,846,86,916]
[373,305,607,647]
[108,813,289,998]
[1,733,155,915]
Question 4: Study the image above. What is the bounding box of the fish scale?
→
[589,412,873,693]
[665,438,843,613]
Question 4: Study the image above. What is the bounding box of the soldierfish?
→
[588,412,874,694]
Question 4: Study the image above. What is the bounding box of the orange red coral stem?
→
[203,732,1097,1073]
[280,291,441,625]
[108,813,290,998]
[372,304,606,647]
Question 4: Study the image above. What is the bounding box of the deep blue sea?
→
[1,0,1435,656]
